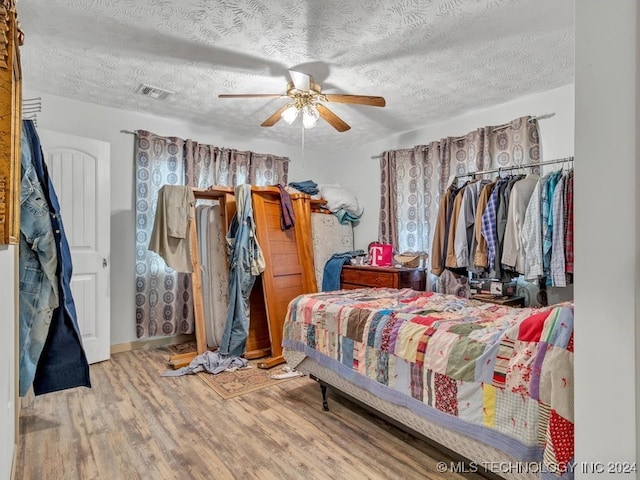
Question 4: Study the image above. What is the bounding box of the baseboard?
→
[110,334,195,354]
[11,441,18,480]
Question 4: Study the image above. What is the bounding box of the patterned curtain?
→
[490,116,541,174]
[185,140,216,188]
[135,131,193,338]
[448,128,490,185]
[135,132,289,339]
[214,149,288,187]
[378,150,399,246]
[378,116,540,290]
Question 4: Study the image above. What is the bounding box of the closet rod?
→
[454,155,574,179]
[370,112,557,160]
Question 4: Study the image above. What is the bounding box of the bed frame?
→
[284,350,540,480]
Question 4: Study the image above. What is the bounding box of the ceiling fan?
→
[218,70,386,132]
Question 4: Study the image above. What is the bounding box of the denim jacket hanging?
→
[18,129,59,396]
[219,184,265,357]
[22,120,91,395]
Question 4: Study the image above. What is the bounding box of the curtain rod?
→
[490,112,555,134]
[120,129,291,161]
[370,112,556,160]
[121,129,172,144]
[454,156,574,179]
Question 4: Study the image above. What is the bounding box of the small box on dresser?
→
[470,294,525,307]
[340,265,426,291]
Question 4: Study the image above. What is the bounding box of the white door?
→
[38,129,111,364]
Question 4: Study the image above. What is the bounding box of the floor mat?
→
[166,342,302,400]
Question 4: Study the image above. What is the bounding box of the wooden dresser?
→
[340,265,426,291]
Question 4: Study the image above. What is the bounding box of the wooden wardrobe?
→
[168,185,317,369]
[251,186,317,368]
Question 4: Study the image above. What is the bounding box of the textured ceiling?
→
[18,0,574,152]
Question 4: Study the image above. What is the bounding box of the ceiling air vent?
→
[134,83,174,100]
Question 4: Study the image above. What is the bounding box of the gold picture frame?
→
[0,0,22,244]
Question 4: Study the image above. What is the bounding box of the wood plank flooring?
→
[16,346,490,480]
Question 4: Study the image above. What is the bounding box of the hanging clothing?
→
[473,180,497,270]
[445,183,470,269]
[494,175,525,281]
[453,179,489,270]
[502,174,539,274]
[148,185,196,273]
[275,184,295,230]
[541,171,560,278]
[480,177,508,273]
[21,120,91,396]
[18,128,59,396]
[431,163,572,294]
[550,174,567,287]
[564,172,574,275]
[521,173,551,280]
[431,184,458,276]
[441,185,463,271]
[219,184,265,357]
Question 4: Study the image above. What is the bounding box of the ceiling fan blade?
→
[316,104,351,132]
[219,94,284,98]
[324,94,386,107]
[261,104,290,127]
[288,70,311,91]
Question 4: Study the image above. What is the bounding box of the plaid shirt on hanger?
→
[480,177,508,270]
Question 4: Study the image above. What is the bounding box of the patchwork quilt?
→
[282,288,574,478]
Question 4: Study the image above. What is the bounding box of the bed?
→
[282,288,574,480]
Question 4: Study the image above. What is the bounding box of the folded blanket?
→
[289,180,319,195]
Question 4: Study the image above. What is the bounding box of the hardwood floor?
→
[16,346,490,480]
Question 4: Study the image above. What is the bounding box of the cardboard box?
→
[470,279,516,296]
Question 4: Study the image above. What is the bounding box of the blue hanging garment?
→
[21,120,91,396]
[218,184,265,357]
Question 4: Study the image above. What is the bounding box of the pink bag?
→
[369,242,393,267]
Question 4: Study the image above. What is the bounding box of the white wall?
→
[323,84,575,251]
[574,0,638,476]
[0,245,16,479]
[23,90,328,345]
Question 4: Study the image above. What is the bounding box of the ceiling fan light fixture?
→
[302,104,319,129]
[281,104,299,125]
